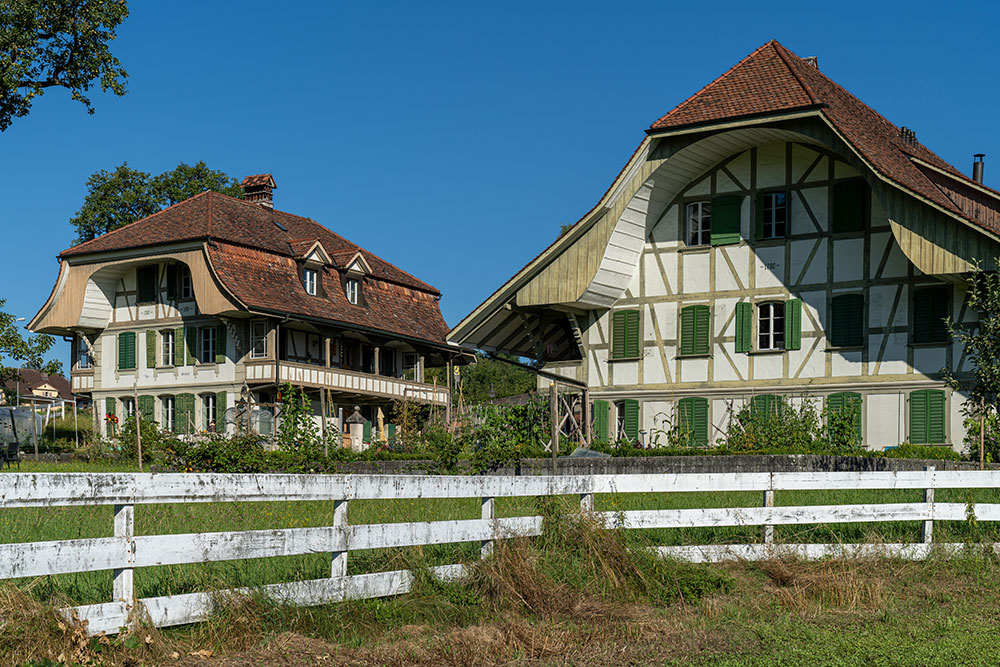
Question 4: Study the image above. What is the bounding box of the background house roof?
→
[1,369,74,401]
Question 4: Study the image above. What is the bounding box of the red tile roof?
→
[650,40,1000,235]
[2,369,74,401]
[59,191,449,346]
[208,242,449,343]
[240,174,274,187]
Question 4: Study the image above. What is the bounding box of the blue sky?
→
[3,1,999,368]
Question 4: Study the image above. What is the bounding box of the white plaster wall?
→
[679,357,709,383]
[643,254,668,297]
[830,350,862,377]
[681,251,710,294]
[798,188,828,232]
[833,238,864,283]
[756,143,785,188]
[950,391,971,455]
[754,354,783,380]
[754,246,784,289]
[866,393,904,449]
[913,347,947,377]
[649,205,679,245]
[643,353,667,385]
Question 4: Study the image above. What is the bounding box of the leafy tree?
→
[944,263,1000,460]
[425,352,538,405]
[0,298,58,383]
[0,0,129,131]
[70,161,243,244]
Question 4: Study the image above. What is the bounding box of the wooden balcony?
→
[244,360,450,406]
[70,369,95,392]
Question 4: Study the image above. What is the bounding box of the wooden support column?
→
[418,355,425,384]
[324,336,331,367]
[373,346,381,376]
[549,382,558,475]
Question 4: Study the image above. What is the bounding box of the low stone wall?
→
[330,454,990,476]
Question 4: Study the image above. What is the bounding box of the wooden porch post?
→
[374,346,381,376]
[418,355,425,384]
[324,336,331,368]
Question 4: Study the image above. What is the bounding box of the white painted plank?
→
[0,537,128,578]
[603,503,936,529]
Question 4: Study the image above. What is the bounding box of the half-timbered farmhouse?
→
[30,175,457,440]
[448,41,1000,451]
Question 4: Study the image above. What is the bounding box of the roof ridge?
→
[62,190,215,256]
[650,40,776,128]
[771,41,819,105]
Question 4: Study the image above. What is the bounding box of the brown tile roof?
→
[650,39,1000,235]
[208,242,449,343]
[58,191,449,346]
[60,191,439,294]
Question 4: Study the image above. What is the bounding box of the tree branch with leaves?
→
[0,0,129,131]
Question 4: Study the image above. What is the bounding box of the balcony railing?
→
[245,360,450,406]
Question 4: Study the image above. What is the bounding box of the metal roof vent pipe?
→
[973,154,986,184]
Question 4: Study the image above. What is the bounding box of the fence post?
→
[922,465,935,546]
[331,498,349,578]
[763,478,775,546]
[580,487,594,513]
[113,504,135,616]
[481,496,495,558]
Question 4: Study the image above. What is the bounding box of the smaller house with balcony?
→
[29,175,458,441]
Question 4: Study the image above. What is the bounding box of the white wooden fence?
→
[0,467,996,635]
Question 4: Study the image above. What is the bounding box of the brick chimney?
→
[241,174,276,208]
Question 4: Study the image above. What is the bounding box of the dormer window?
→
[304,268,317,296]
[346,278,359,305]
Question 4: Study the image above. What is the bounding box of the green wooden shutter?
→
[710,194,741,246]
[362,419,372,443]
[216,391,227,419]
[831,294,864,347]
[927,390,946,443]
[785,299,802,350]
[621,399,639,441]
[136,266,157,303]
[754,191,765,240]
[910,390,928,444]
[216,324,227,363]
[751,394,782,419]
[166,264,177,301]
[186,327,197,365]
[611,311,626,359]
[146,330,157,368]
[174,327,184,366]
[828,392,862,443]
[680,306,695,356]
[593,399,610,441]
[118,333,128,370]
[624,310,640,358]
[678,397,709,446]
[105,397,116,418]
[387,423,396,441]
[832,180,867,233]
[735,302,752,353]
[138,395,154,423]
[694,305,710,355]
[175,393,195,434]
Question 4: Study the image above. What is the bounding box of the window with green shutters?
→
[830,293,864,347]
[735,302,752,353]
[216,391,227,427]
[105,397,116,419]
[617,399,639,442]
[909,389,946,444]
[593,399,610,442]
[750,394,783,419]
[913,285,950,344]
[611,310,640,359]
[136,266,158,304]
[117,332,136,370]
[831,179,868,233]
[710,194,741,246]
[680,305,710,356]
[677,397,709,446]
[827,392,862,444]
[138,395,154,423]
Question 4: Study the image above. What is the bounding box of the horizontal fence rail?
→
[3,467,999,635]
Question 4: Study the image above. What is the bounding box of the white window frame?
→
[758,301,786,351]
[304,268,317,296]
[78,344,92,370]
[686,201,712,246]
[161,330,175,366]
[200,327,216,364]
[346,278,359,305]
[250,320,268,359]
[163,396,175,431]
[121,398,135,419]
[203,394,217,429]
[762,192,787,239]
[179,266,194,299]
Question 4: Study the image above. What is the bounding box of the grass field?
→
[6,461,1000,665]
